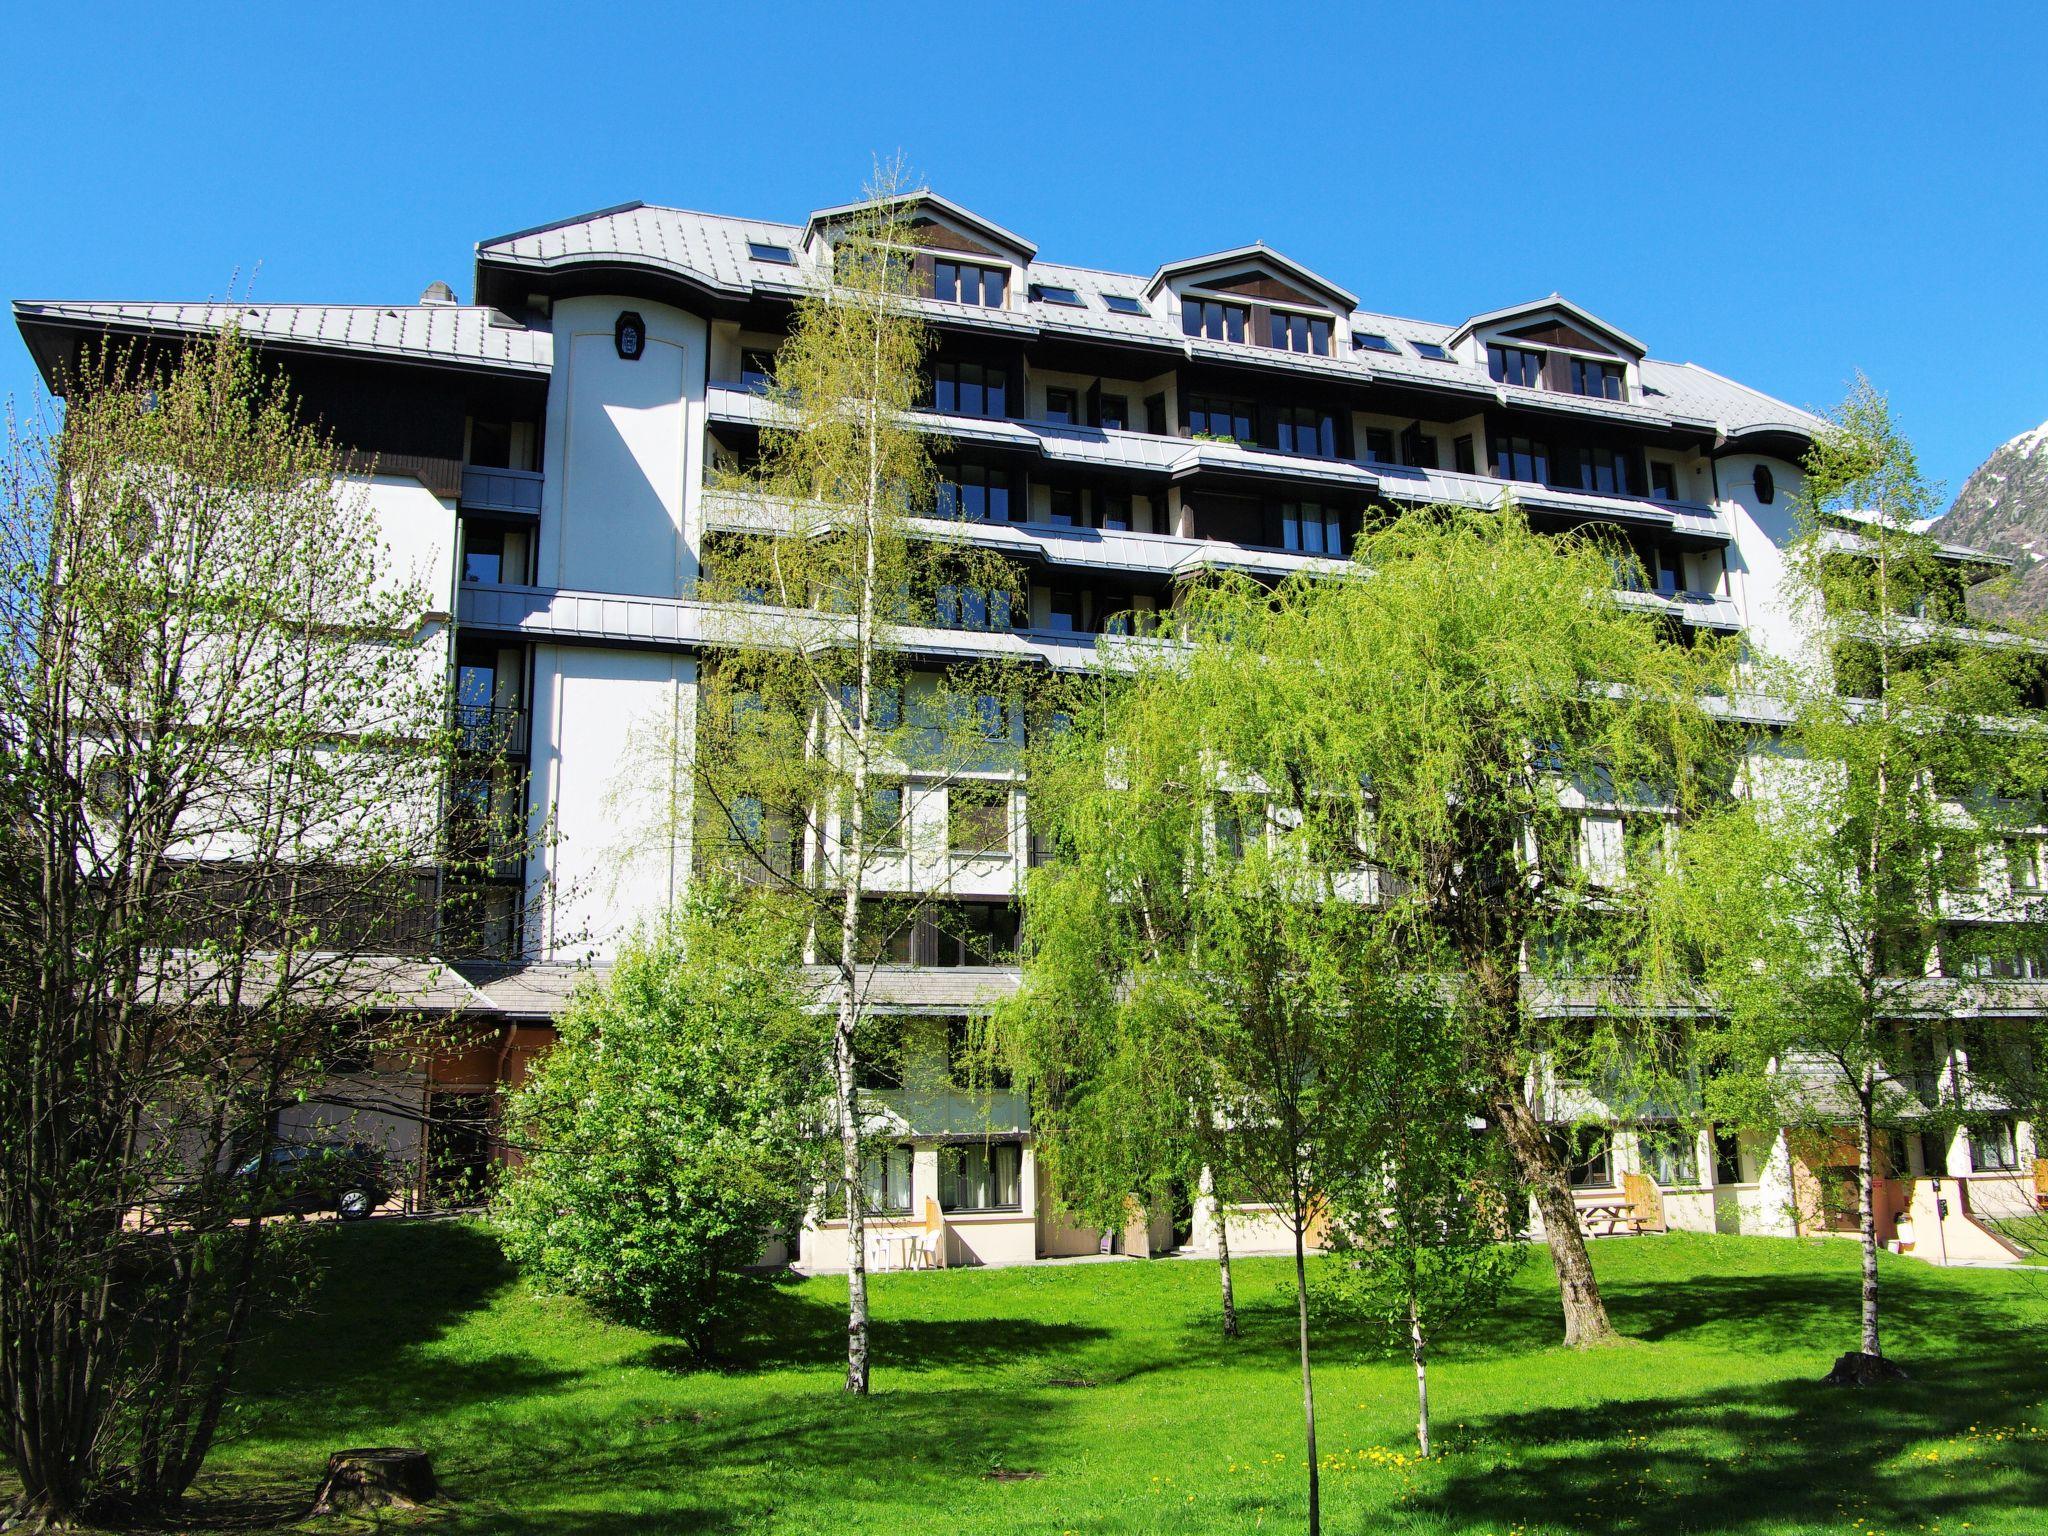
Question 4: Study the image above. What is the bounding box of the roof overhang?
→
[803,191,1036,263]
[1144,244,1358,312]
[13,300,548,398]
[1448,295,1646,359]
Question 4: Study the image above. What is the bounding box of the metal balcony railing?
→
[459,466,543,518]
[453,704,530,758]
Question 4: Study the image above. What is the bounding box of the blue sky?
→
[5,2,2044,505]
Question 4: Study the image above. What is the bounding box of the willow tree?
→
[996,648,1433,1536]
[676,172,1035,1396]
[993,664,1250,1340]
[1171,508,1734,1348]
[1653,384,2048,1375]
[0,326,472,1523]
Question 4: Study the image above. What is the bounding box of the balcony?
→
[460,465,543,519]
[454,702,531,758]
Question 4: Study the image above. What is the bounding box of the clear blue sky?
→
[6,1,2045,506]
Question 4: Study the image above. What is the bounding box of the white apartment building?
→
[16,191,2041,1266]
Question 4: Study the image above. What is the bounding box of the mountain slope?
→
[1940,421,2048,621]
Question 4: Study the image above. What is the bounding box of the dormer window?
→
[933,260,1008,308]
[1183,298,1249,344]
[1571,358,1626,401]
[1488,345,1544,389]
[1269,311,1332,356]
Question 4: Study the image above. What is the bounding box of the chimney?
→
[419,281,457,306]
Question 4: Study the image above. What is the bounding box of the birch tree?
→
[0,326,487,1523]
[1321,979,1523,1458]
[1654,383,2048,1375]
[673,170,1038,1395]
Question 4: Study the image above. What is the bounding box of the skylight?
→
[1351,330,1397,354]
[748,240,795,266]
[1030,283,1084,307]
[1412,340,1452,361]
[1102,294,1147,316]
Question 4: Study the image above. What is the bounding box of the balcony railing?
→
[460,466,543,518]
[454,703,531,758]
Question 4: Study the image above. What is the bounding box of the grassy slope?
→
[164,1222,2048,1534]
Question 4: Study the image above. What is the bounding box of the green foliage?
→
[0,322,469,1518]
[1320,982,1524,1453]
[1132,504,1730,1344]
[494,884,825,1358]
[1651,382,2048,1355]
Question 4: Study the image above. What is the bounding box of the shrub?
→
[493,884,826,1357]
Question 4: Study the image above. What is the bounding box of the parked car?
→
[178,1140,394,1222]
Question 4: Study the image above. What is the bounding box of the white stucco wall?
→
[527,644,695,962]
[540,297,706,600]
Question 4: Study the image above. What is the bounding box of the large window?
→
[935,463,1013,522]
[940,1141,1022,1211]
[1488,345,1544,389]
[1549,1127,1613,1190]
[1275,405,1336,458]
[1639,1128,1700,1188]
[862,783,905,853]
[949,783,1010,854]
[1970,1119,2020,1173]
[1712,1130,1753,1185]
[1188,394,1255,444]
[932,259,1007,308]
[1045,386,1079,425]
[861,1145,914,1215]
[932,361,1008,418]
[1576,446,1635,496]
[462,523,531,586]
[935,584,1016,631]
[1269,311,1332,355]
[2008,838,2048,893]
[1493,434,1551,484]
[1281,501,1344,556]
[1182,298,1249,343]
[1571,357,1626,401]
[1096,491,1133,532]
[929,902,1020,966]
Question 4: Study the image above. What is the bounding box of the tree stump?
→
[310,1447,440,1514]
[1823,1351,1910,1387]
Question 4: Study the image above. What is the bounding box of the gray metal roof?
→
[479,200,1826,442]
[12,299,552,376]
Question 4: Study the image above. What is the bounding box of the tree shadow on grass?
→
[420,1371,1082,1535]
[1414,1345,2048,1536]
[676,1274,1112,1376]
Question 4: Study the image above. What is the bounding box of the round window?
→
[1753,464,1776,505]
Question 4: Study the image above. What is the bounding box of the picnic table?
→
[1577,1200,1645,1236]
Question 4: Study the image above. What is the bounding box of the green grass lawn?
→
[105,1222,2048,1533]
